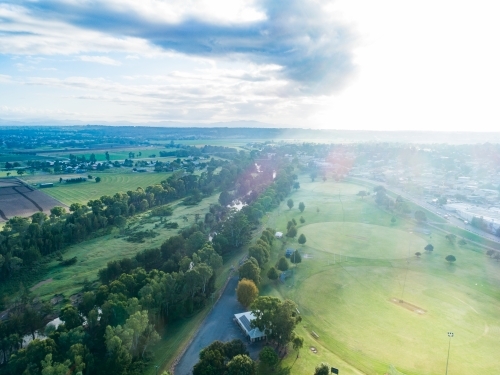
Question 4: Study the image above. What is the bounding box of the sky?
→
[0,0,499,131]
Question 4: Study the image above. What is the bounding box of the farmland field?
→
[21,170,171,205]
[259,177,500,375]
[0,178,65,221]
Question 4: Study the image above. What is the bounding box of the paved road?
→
[174,276,264,375]
[350,177,500,245]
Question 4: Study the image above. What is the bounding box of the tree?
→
[259,346,278,369]
[446,234,456,244]
[292,335,304,356]
[293,182,300,190]
[310,171,317,182]
[60,305,83,330]
[105,151,110,161]
[95,176,101,183]
[286,225,297,238]
[267,267,279,283]
[276,256,289,271]
[17,169,25,176]
[251,297,301,350]
[415,252,421,258]
[486,249,495,258]
[290,250,302,266]
[424,244,434,253]
[300,216,305,224]
[357,190,367,199]
[236,279,259,308]
[219,191,233,206]
[414,210,427,222]
[314,362,330,375]
[445,255,456,264]
[298,202,305,212]
[298,234,306,246]
[287,199,294,210]
[238,259,261,285]
[391,216,396,225]
[226,354,255,375]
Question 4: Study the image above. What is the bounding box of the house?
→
[275,231,283,239]
[234,312,266,343]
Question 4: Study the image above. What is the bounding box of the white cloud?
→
[80,55,121,66]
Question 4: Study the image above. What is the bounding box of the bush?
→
[151,206,174,217]
[59,256,77,266]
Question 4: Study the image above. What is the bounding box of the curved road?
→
[174,276,263,375]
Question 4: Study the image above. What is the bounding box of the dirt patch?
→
[0,178,66,222]
[30,278,53,291]
[390,298,426,315]
[50,294,64,305]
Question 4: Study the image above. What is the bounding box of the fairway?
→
[301,222,427,259]
[22,171,171,205]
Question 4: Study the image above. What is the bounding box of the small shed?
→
[39,183,54,188]
[275,231,283,238]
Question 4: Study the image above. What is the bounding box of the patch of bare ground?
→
[30,278,53,291]
[390,298,426,315]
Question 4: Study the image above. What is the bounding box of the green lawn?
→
[21,171,172,205]
[258,177,500,375]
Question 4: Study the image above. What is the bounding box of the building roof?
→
[234,311,266,340]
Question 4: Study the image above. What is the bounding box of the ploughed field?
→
[263,179,500,375]
[0,178,65,222]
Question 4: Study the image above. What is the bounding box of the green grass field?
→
[21,171,171,205]
[37,147,170,161]
[259,178,500,375]
[29,193,220,301]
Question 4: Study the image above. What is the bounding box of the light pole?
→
[445,332,454,375]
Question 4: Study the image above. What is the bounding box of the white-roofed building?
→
[234,311,266,342]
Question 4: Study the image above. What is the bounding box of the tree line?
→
[0,150,298,374]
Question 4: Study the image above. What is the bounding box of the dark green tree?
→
[276,257,289,272]
[226,354,256,375]
[445,255,456,264]
[290,250,302,266]
[298,234,306,245]
[258,346,278,369]
[298,202,305,212]
[267,267,279,282]
[287,199,294,210]
[314,362,330,375]
[238,259,261,285]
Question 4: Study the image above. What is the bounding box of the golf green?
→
[300,222,428,259]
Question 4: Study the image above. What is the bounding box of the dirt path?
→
[30,278,53,291]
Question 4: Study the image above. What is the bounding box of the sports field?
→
[262,178,500,375]
[21,171,171,205]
